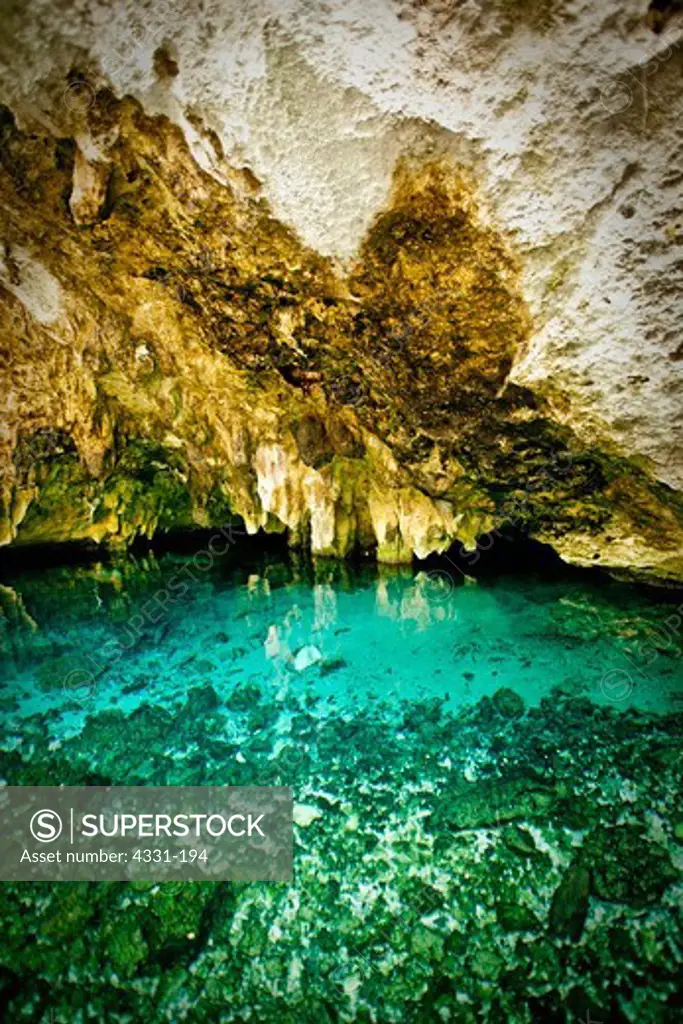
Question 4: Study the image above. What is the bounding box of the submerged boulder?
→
[585,825,678,907]
[291,645,323,672]
[293,804,322,828]
[549,863,591,942]
[491,688,525,719]
[496,901,541,933]
[433,775,556,832]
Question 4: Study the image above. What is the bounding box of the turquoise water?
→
[3,546,683,726]
[1,542,682,1021]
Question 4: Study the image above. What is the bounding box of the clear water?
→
[1,542,682,1022]
[2,546,682,728]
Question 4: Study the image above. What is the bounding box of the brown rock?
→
[69,148,108,225]
[290,415,333,469]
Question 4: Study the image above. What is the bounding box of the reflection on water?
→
[1,544,682,1022]
[1,546,682,733]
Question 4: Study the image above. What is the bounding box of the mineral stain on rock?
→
[1,96,682,581]
[1,4,682,1022]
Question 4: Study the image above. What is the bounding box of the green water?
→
[1,542,682,1021]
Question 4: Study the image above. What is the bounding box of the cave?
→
[0,2,682,1022]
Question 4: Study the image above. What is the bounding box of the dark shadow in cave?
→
[647,0,683,33]
[0,520,288,581]
[422,525,683,600]
[0,538,105,575]
[421,525,607,585]
[3,522,682,599]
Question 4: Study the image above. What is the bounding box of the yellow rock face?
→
[1,93,682,581]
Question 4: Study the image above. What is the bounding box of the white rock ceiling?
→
[1,0,681,488]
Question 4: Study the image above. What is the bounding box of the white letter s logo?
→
[30,809,63,843]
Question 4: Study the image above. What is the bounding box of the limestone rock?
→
[491,688,525,719]
[549,863,590,942]
[586,824,678,907]
[291,645,322,672]
[0,2,681,582]
[292,803,322,828]
[69,147,109,225]
[495,901,541,934]
[433,775,556,832]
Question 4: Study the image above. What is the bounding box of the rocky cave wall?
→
[0,0,682,583]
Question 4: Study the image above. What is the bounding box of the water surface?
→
[1,543,682,1022]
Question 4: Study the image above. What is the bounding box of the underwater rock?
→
[184,684,220,715]
[319,656,348,676]
[35,651,93,693]
[293,804,322,828]
[549,863,591,942]
[292,645,323,672]
[226,684,263,712]
[586,824,678,907]
[469,947,506,982]
[502,825,549,863]
[495,901,541,933]
[491,688,525,719]
[434,775,556,831]
[0,637,681,1020]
